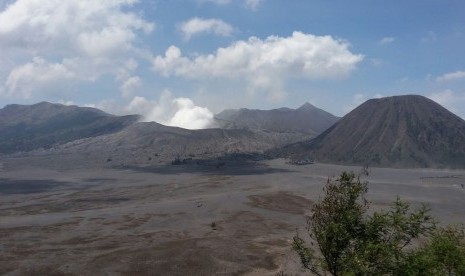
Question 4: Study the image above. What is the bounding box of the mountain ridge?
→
[214,102,339,136]
[3,96,464,169]
[0,101,333,166]
[0,102,140,154]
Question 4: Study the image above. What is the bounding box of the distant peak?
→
[297,102,316,110]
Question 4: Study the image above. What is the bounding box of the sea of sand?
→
[1,158,464,275]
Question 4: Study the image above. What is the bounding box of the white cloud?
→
[154,32,362,79]
[125,96,157,116]
[0,0,154,98]
[57,100,75,106]
[245,0,263,10]
[153,46,189,78]
[429,90,456,105]
[120,76,142,98]
[124,90,214,129]
[198,0,264,10]
[170,98,214,129]
[179,17,233,41]
[5,57,76,98]
[153,32,363,100]
[428,90,465,118]
[436,70,465,82]
[198,0,231,5]
[379,37,395,45]
[0,0,154,54]
[85,99,120,114]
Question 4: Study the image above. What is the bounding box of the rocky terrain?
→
[1,159,464,275]
[25,123,280,169]
[0,101,339,168]
[278,95,465,168]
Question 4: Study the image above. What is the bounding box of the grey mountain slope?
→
[0,102,139,154]
[0,101,338,167]
[214,102,339,136]
[41,121,306,167]
[278,95,465,168]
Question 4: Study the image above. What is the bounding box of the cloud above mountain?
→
[436,71,465,82]
[428,89,465,119]
[153,32,363,100]
[124,90,214,129]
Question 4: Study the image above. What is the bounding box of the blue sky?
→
[0,0,464,128]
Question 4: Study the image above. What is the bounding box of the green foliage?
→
[292,171,465,275]
[292,233,318,274]
[309,172,369,275]
[357,197,436,274]
[404,226,465,275]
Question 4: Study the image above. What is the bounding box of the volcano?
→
[282,95,465,168]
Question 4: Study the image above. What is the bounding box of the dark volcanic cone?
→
[282,95,465,168]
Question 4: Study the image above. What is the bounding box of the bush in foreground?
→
[292,171,465,275]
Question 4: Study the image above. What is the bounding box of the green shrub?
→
[292,171,465,275]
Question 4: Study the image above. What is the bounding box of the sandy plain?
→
[1,158,465,275]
